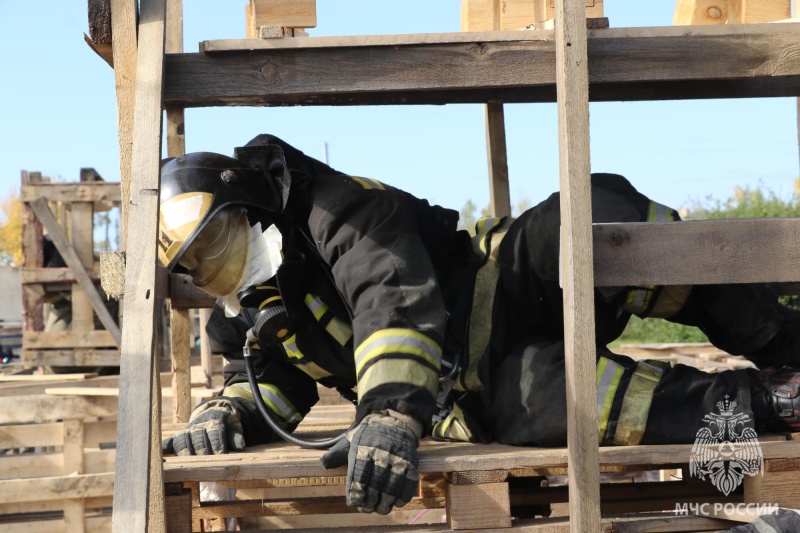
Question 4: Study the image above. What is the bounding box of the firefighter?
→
[159,134,800,515]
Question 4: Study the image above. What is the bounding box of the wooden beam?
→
[484,103,512,217]
[20,182,121,203]
[168,273,216,309]
[166,24,800,107]
[21,171,44,335]
[28,199,121,346]
[593,219,800,286]
[110,0,138,247]
[0,395,117,424]
[22,348,120,368]
[111,0,167,532]
[21,267,101,284]
[554,0,600,530]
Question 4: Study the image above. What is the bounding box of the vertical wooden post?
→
[21,171,44,342]
[794,1,800,175]
[110,0,167,532]
[199,308,213,388]
[555,0,601,531]
[63,418,86,533]
[165,0,192,424]
[485,103,512,218]
[70,201,95,332]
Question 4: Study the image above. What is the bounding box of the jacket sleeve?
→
[310,179,444,430]
[205,302,320,446]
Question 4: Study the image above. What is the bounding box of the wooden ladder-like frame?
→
[104,0,800,530]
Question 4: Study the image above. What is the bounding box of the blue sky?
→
[1,0,798,228]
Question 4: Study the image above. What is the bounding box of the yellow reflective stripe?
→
[279,334,332,379]
[433,404,473,442]
[357,358,439,398]
[471,217,504,258]
[355,329,442,377]
[326,317,353,346]
[296,360,332,380]
[647,201,677,223]
[255,285,279,291]
[304,294,353,345]
[351,176,386,191]
[596,357,624,444]
[223,383,302,424]
[623,288,654,315]
[304,294,327,321]
[258,295,283,310]
[282,334,304,361]
[613,361,665,445]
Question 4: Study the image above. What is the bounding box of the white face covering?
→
[219,221,283,317]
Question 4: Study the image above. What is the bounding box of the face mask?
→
[219,221,283,318]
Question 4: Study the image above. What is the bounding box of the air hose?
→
[242,330,353,449]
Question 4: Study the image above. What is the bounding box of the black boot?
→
[760,367,800,432]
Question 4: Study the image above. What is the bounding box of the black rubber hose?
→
[243,342,352,450]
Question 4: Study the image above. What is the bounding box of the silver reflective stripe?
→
[355,329,442,376]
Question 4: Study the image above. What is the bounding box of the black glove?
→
[320,410,422,515]
[163,398,246,456]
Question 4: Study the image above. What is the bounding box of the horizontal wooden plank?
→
[45,386,218,398]
[164,23,800,107]
[0,395,117,424]
[0,472,115,503]
[0,514,112,533]
[593,218,800,286]
[0,373,98,382]
[162,438,800,483]
[169,273,216,309]
[0,495,113,516]
[0,450,115,480]
[0,422,64,449]
[23,330,118,350]
[21,349,120,368]
[21,182,121,203]
[21,267,101,284]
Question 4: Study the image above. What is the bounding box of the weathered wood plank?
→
[111,0,167,531]
[593,219,800,286]
[0,472,115,503]
[484,102,511,218]
[0,395,117,424]
[164,24,800,107]
[21,348,120,368]
[23,330,116,349]
[21,183,121,203]
[21,267,101,284]
[161,439,800,483]
[169,273,216,309]
[555,0,600,530]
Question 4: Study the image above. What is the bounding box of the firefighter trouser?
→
[494,173,792,367]
[486,337,763,446]
[482,173,792,446]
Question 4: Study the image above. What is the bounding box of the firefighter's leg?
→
[485,337,785,446]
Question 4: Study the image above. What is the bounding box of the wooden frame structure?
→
[20,169,122,369]
[99,0,800,530]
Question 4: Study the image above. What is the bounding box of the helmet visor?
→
[179,207,249,296]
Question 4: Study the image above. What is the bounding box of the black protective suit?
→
[207,135,796,448]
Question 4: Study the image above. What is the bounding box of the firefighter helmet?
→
[157,146,290,274]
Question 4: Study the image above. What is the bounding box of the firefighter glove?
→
[162,398,246,456]
[319,409,423,515]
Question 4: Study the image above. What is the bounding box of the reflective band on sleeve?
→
[223,382,303,424]
[357,357,439,398]
[355,329,442,378]
[258,295,283,310]
[281,334,333,380]
[613,361,666,445]
[623,287,655,315]
[304,294,353,346]
[351,176,386,191]
[596,357,624,444]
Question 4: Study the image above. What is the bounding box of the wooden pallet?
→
[20,170,122,369]
[162,406,800,531]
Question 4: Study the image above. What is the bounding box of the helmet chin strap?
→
[220,221,283,318]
